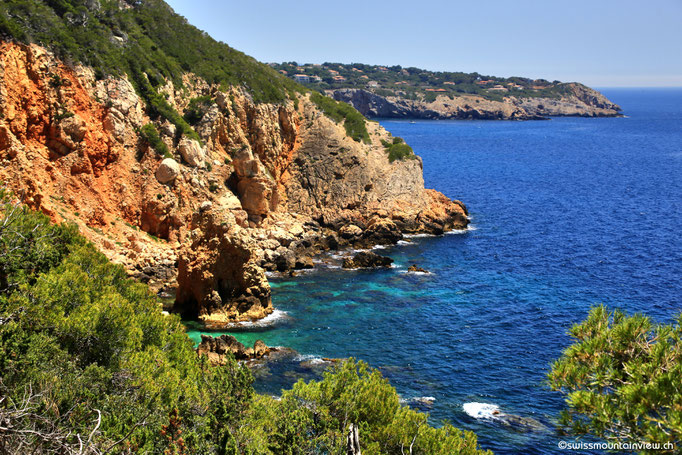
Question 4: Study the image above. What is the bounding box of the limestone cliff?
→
[0,41,468,327]
[331,84,621,120]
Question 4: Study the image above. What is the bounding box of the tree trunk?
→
[346,423,361,455]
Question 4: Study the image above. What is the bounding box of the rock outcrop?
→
[331,84,621,120]
[197,334,271,364]
[343,251,394,269]
[176,207,272,326]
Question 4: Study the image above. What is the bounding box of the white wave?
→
[372,244,387,250]
[294,354,329,365]
[463,402,501,420]
[445,229,469,235]
[397,240,411,245]
[231,309,289,328]
[467,225,478,231]
[400,396,436,405]
[404,233,436,239]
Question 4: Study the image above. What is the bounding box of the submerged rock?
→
[342,251,393,269]
[407,264,428,273]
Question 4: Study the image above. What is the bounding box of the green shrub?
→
[236,359,491,455]
[0,191,253,452]
[0,0,307,105]
[183,95,215,126]
[382,137,415,163]
[310,92,370,143]
[139,123,169,156]
[549,305,682,449]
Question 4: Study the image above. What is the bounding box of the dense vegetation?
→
[273,62,575,102]
[310,92,370,143]
[549,305,682,452]
[0,192,490,453]
[0,0,304,105]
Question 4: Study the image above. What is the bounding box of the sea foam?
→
[463,402,501,420]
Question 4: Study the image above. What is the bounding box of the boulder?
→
[197,335,271,364]
[339,224,363,240]
[178,137,205,167]
[155,158,180,183]
[407,264,428,273]
[294,254,314,269]
[253,339,269,357]
[342,251,393,269]
[361,217,402,245]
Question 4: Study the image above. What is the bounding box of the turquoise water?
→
[186,89,682,454]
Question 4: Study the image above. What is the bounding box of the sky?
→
[165,0,682,87]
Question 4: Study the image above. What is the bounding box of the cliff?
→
[271,62,621,120]
[0,39,467,328]
[331,84,621,120]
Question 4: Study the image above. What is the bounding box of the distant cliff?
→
[271,62,622,120]
[331,84,621,120]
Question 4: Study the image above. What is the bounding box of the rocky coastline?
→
[331,84,622,120]
[0,41,469,332]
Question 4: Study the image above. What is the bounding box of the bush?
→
[0,191,253,452]
[183,95,215,126]
[549,305,682,450]
[236,359,491,455]
[310,92,370,143]
[382,137,415,163]
[0,0,306,105]
[139,123,169,156]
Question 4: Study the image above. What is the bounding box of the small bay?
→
[187,88,682,454]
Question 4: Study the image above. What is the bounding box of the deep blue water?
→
[187,88,682,454]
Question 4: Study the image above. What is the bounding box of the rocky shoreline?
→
[331,84,622,120]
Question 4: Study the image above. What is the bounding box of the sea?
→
[185,88,682,454]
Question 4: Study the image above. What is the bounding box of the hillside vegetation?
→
[0,0,303,104]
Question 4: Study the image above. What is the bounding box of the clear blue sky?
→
[165,0,682,87]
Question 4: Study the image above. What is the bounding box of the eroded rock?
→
[175,207,272,327]
[342,251,394,269]
[179,137,205,167]
[197,334,271,364]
